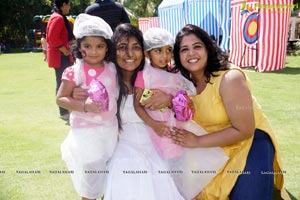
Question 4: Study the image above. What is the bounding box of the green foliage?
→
[0,0,163,47]
[290,42,300,56]
[121,0,162,19]
[115,0,162,27]
[0,0,52,47]
[0,0,93,48]
[71,0,91,15]
[293,41,300,50]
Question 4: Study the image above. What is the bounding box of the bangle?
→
[82,101,87,112]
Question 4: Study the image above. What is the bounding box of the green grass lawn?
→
[0,52,299,199]
[0,52,78,199]
[244,58,300,200]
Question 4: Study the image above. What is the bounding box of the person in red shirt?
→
[46,0,74,121]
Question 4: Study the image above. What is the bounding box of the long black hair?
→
[173,24,229,84]
[111,23,145,129]
[53,0,74,41]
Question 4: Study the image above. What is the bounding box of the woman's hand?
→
[58,46,70,56]
[171,127,201,148]
[72,87,89,100]
[141,89,173,110]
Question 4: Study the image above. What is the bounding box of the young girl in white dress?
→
[56,14,118,200]
[103,24,184,200]
[133,28,229,200]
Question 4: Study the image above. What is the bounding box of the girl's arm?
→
[56,80,103,113]
[72,87,89,100]
[172,69,255,148]
[134,87,170,136]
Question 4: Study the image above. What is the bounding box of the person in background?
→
[41,33,47,61]
[57,13,118,200]
[171,24,290,200]
[46,0,74,121]
[85,0,131,31]
[0,42,6,54]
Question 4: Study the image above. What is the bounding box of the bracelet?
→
[82,101,87,112]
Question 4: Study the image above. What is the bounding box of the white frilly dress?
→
[61,60,119,199]
[138,62,229,200]
[104,95,185,200]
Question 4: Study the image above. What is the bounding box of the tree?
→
[0,0,163,48]
[0,0,52,47]
[71,0,91,15]
[118,0,163,26]
[0,0,92,48]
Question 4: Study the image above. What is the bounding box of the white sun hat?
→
[143,27,174,51]
[73,13,113,39]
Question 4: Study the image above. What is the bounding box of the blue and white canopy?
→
[158,0,231,51]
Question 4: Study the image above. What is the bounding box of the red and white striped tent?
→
[138,17,160,34]
[230,0,293,72]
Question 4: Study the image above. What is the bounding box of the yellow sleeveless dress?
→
[189,66,290,200]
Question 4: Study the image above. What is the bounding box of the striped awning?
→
[158,0,187,38]
[138,17,160,34]
[158,0,231,51]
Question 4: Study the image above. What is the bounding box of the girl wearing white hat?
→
[56,13,118,200]
[134,27,228,200]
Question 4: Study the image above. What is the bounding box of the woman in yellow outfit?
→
[171,24,290,200]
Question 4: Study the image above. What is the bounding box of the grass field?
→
[0,52,299,199]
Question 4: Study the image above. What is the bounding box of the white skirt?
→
[104,122,185,200]
[169,121,229,200]
[61,126,118,199]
